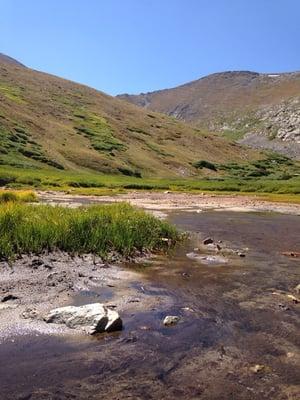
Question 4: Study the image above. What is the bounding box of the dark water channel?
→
[0,211,299,399]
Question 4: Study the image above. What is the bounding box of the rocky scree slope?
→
[118,71,300,159]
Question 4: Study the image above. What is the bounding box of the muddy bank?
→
[38,190,300,215]
[0,252,174,343]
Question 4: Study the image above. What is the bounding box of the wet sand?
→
[0,205,299,399]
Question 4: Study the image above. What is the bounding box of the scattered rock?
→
[278,303,290,311]
[139,325,151,330]
[287,352,295,358]
[238,252,246,257]
[203,237,214,245]
[22,308,38,319]
[127,298,140,303]
[43,264,53,270]
[294,284,300,294]
[282,251,300,258]
[287,294,299,304]
[1,294,19,303]
[186,252,228,265]
[30,258,44,268]
[250,364,265,374]
[163,315,180,326]
[44,303,122,334]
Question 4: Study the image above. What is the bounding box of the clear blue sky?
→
[1,0,299,95]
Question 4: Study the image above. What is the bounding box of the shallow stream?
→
[0,211,299,399]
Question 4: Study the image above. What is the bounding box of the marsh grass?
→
[0,190,37,203]
[0,163,299,197]
[0,202,179,260]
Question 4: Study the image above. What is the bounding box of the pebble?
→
[203,237,214,245]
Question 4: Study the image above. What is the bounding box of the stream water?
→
[0,211,299,399]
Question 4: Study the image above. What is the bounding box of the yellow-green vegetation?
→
[0,56,260,179]
[0,189,37,203]
[0,203,179,260]
[0,60,299,198]
[0,151,299,196]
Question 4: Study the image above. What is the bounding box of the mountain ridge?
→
[117,70,300,158]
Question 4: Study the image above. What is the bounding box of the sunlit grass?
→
[0,202,179,260]
[0,189,38,203]
[0,165,299,200]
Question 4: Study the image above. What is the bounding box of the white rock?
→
[163,315,180,326]
[44,303,122,334]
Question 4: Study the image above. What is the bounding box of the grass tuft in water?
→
[0,203,179,260]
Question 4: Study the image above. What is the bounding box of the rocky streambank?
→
[0,251,175,342]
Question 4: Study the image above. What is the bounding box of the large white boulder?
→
[44,303,122,334]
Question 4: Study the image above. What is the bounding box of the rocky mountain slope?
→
[0,53,25,67]
[0,54,260,178]
[118,71,300,158]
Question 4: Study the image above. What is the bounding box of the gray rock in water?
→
[203,237,214,245]
[44,303,122,334]
[186,252,228,265]
[163,315,180,326]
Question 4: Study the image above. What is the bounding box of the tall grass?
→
[0,190,37,203]
[0,203,179,260]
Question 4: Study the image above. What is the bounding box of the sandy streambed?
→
[38,190,300,215]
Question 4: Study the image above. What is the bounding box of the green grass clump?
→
[0,190,37,203]
[0,190,38,203]
[0,203,179,260]
[74,112,126,154]
[193,160,217,171]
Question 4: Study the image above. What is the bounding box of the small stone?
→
[1,294,19,303]
[31,258,44,268]
[287,294,299,304]
[203,237,214,245]
[294,284,300,295]
[238,252,246,257]
[163,315,180,326]
[282,251,300,258]
[22,308,38,319]
[250,364,265,373]
[278,303,290,311]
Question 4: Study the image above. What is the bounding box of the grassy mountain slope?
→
[0,58,260,180]
[118,71,300,158]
